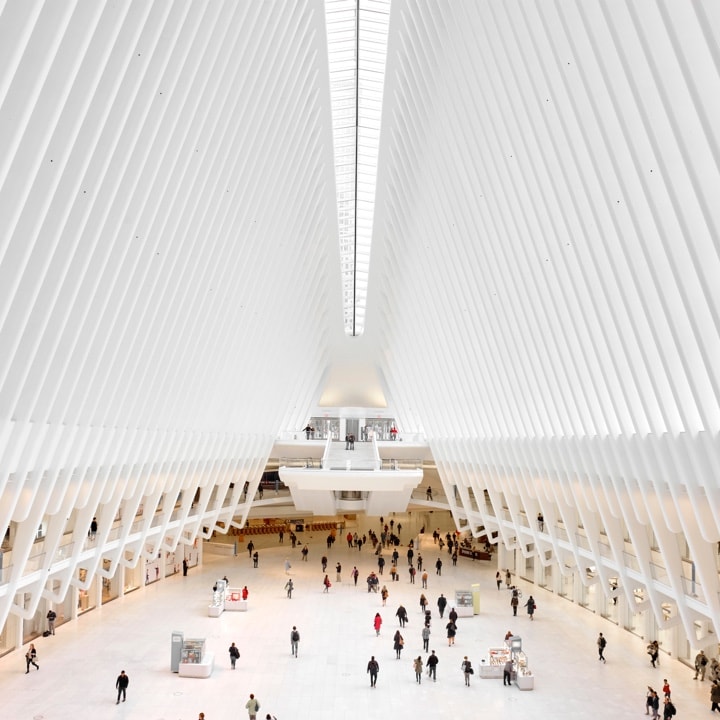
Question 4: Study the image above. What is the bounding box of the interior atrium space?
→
[0,1,719,718]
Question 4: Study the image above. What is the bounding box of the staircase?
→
[324,439,378,470]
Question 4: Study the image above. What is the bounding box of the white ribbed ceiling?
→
[0,0,720,648]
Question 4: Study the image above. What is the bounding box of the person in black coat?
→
[393,630,404,659]
[437,593,447,618]
[116,670,129,703]
[396,605,408,627]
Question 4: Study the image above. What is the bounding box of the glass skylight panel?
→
[325,0,390,336]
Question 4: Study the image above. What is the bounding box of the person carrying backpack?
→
[597,633,607,663]
[290,626,300,657]
[662,696,676,719]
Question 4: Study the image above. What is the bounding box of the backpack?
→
[600,637,607,648]
[668,702,676,716]
[291,630,300,642]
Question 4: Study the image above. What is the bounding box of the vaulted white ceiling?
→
[1,1,719,646]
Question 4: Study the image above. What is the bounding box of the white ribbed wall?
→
[0,0,719,656]
[369,0,720,645]
[0,0,342,634]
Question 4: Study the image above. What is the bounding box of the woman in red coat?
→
[373,613,382,636]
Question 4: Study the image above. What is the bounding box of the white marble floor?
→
[0,518,712,720]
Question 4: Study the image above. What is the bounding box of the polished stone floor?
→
[0,516,712,720]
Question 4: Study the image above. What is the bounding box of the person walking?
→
[285,578,294,598]
[228,642,240,669]
[524,595,536,620]
[242,586,249,601]
[435,557,443,576]
[393,630,405,659]
[417,554,423,572]
[422,624,431,652]
[646,686,655,715]
[321,555,328,572]
[696,650,709,680]
[496,571,502,590]
[322,574,331,593]
[414,655,423,683]
[374,613,382,636]
[662,696,676,719]
[381,586,389,606]
[647,640,659,668]
[437,593,447,618]
[662,679,671,698]
[426,650,439,681]
[650,689,660,720]
[352,566,359,586]
[378,555,385,574]
[115,670,129,703]
[421,570,428,588]
[25,644,39,673]
[336,562,342,582]
[446,620,456,646]
[419,593,428,613]
[597,633,607,663]
[396,604,408,628]
[182,558,188,576]
[409,565,416,584]
[505,569,512,588]
[710,682,720,712]
[367,656,379,687]
[503,657,513,686]
[301,545,309,561]
[46,608,57,635]
[253,551,259,568]
[290,626,300,657]
[461,656,473,686]
[511,593,519,616]
[245,694,260,720]
[449,607,458,625]
[284,558,292,574]
[247,540,254,558]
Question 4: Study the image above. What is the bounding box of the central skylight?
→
[325,0,390,336]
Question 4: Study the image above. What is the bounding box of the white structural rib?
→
[368,0,720,646]
[0,0,719,660]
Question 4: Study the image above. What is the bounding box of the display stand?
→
[513,650,534,690]
[507,637,533,690]
[454,590,474,618]
[208,579,226,617]
[178,638,214,678]
[479,647,510,678]
[224,588,248,611]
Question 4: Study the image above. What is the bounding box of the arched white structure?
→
[0,0,718,658]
